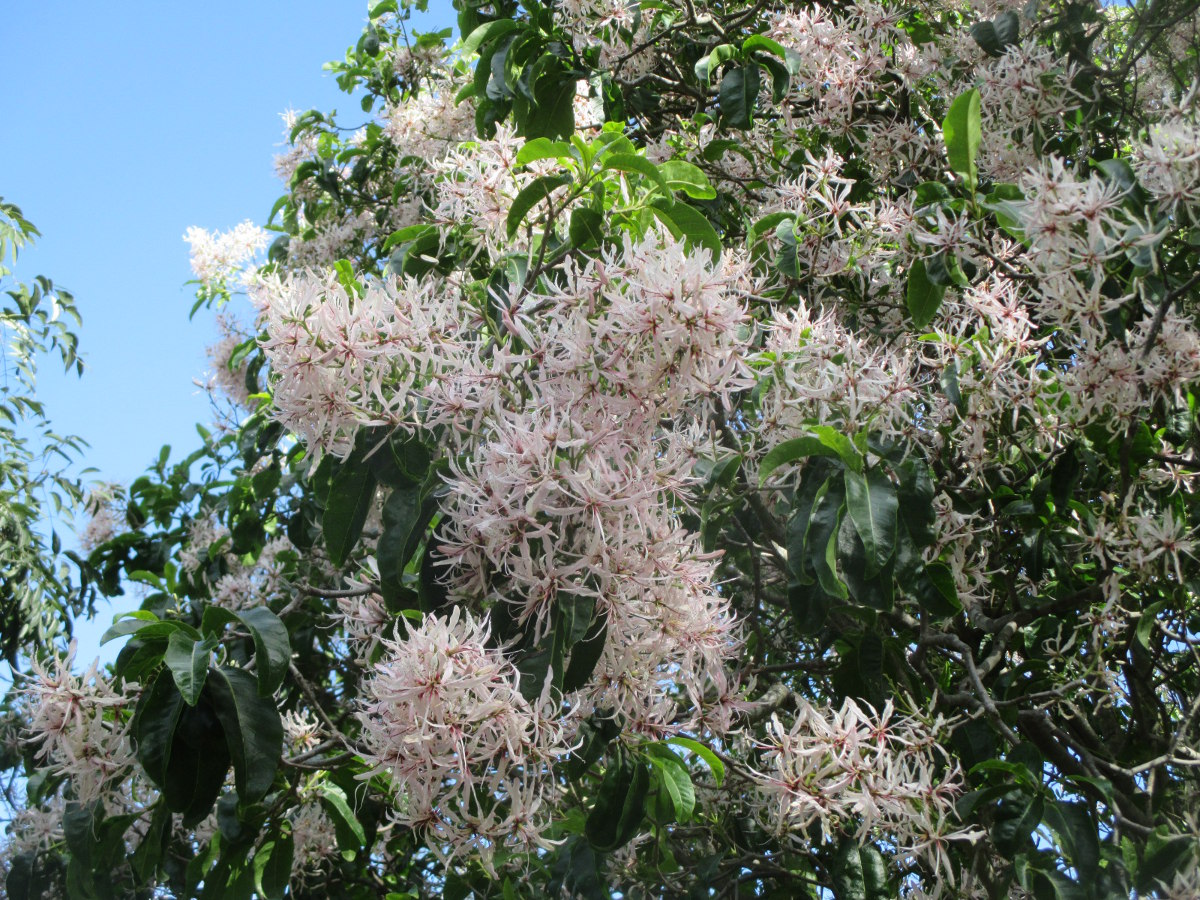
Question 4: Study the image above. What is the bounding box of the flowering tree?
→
[5,0,1200,897]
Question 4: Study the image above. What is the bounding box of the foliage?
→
[0,199,88,666]
[5,0,1200,897]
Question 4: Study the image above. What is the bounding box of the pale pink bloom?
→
[357,609,568,872]
[184,221,268,286]
[21,645,138,810]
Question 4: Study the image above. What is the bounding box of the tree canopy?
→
[4,0,1200,897]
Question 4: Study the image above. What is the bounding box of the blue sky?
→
[2,1,456,658]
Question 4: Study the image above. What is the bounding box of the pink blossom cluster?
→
[257,269,472,458]
[212,535,295,611]
[433,234,751,735]
[21,646,138,810]
[357,609,566,871]
[752,699,980,879]
[184,221,268,287]
[385,69,477,167]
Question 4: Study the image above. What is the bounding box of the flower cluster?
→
[357,609,566,870]
[184,221,268,287]
[752,699,979,877]
[21,646,138,810]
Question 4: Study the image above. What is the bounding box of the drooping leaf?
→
[585,746,650,852]
[323,457,377,568]
[843,468,899,576]
[207,666,282,804]
[253,833,295,900]
[719,65,761,129]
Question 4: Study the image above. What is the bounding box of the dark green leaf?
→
[324,458,377,568]
[719,65,761,129]
[569,207,605,248]
[207,666,282,804]
[507,173,572,237]
[907,258,947,328]
[843,468,899,575]
[133,670,186,787]
[645,745,696,823]
[585,747,649,851]
[254,833,294,900]
[377,484,424,605]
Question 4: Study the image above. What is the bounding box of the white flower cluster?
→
[212,535,294,612]
[184,221,268,287]
[752,699,980,879]
[22,646,138,810]
[357,609,566,871]
[258,269,471,459]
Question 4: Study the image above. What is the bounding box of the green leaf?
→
[562,606,608,694]
[742,34,787,57]
[656,160,716,200]
[235,607,291,697]
[569,207,605,248]
[943,88,982,193]
[377,484,424,605]
[200,606,291,697]
[506,173,572,237]
[165,632,216,706]
[649,199,721,262]
[133,670,186,787]
[101,614,200,646]
[995,10,1021,46]
[530,72,578,141]
[603,153,670,196]
[991,791,1044,858]
[808,479,849,601]
[719,65,760,129]
[585,747,649,852]
[831,837,867,900]
[1045,801,1099,882]
[207,666,282,804]
[917,561,962,616]
[759,436,841,483]
[460,18,519,57]
[971,20,1003,55]
[324,457,377,568]
[907,258,947,328]
[319,783,367,853]
[516,137,571,166]
[645,746,696,823]
[164,701,230,827]
[665,736,725,785]
[253,834,294,900]
[843,468,899,575]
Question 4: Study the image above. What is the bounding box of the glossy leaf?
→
[943,88,982,192]
[844,468,899,575]
[907,257,947,328]
[323,457,377,568]
[164,631,216,706]
[207,666,282,804]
